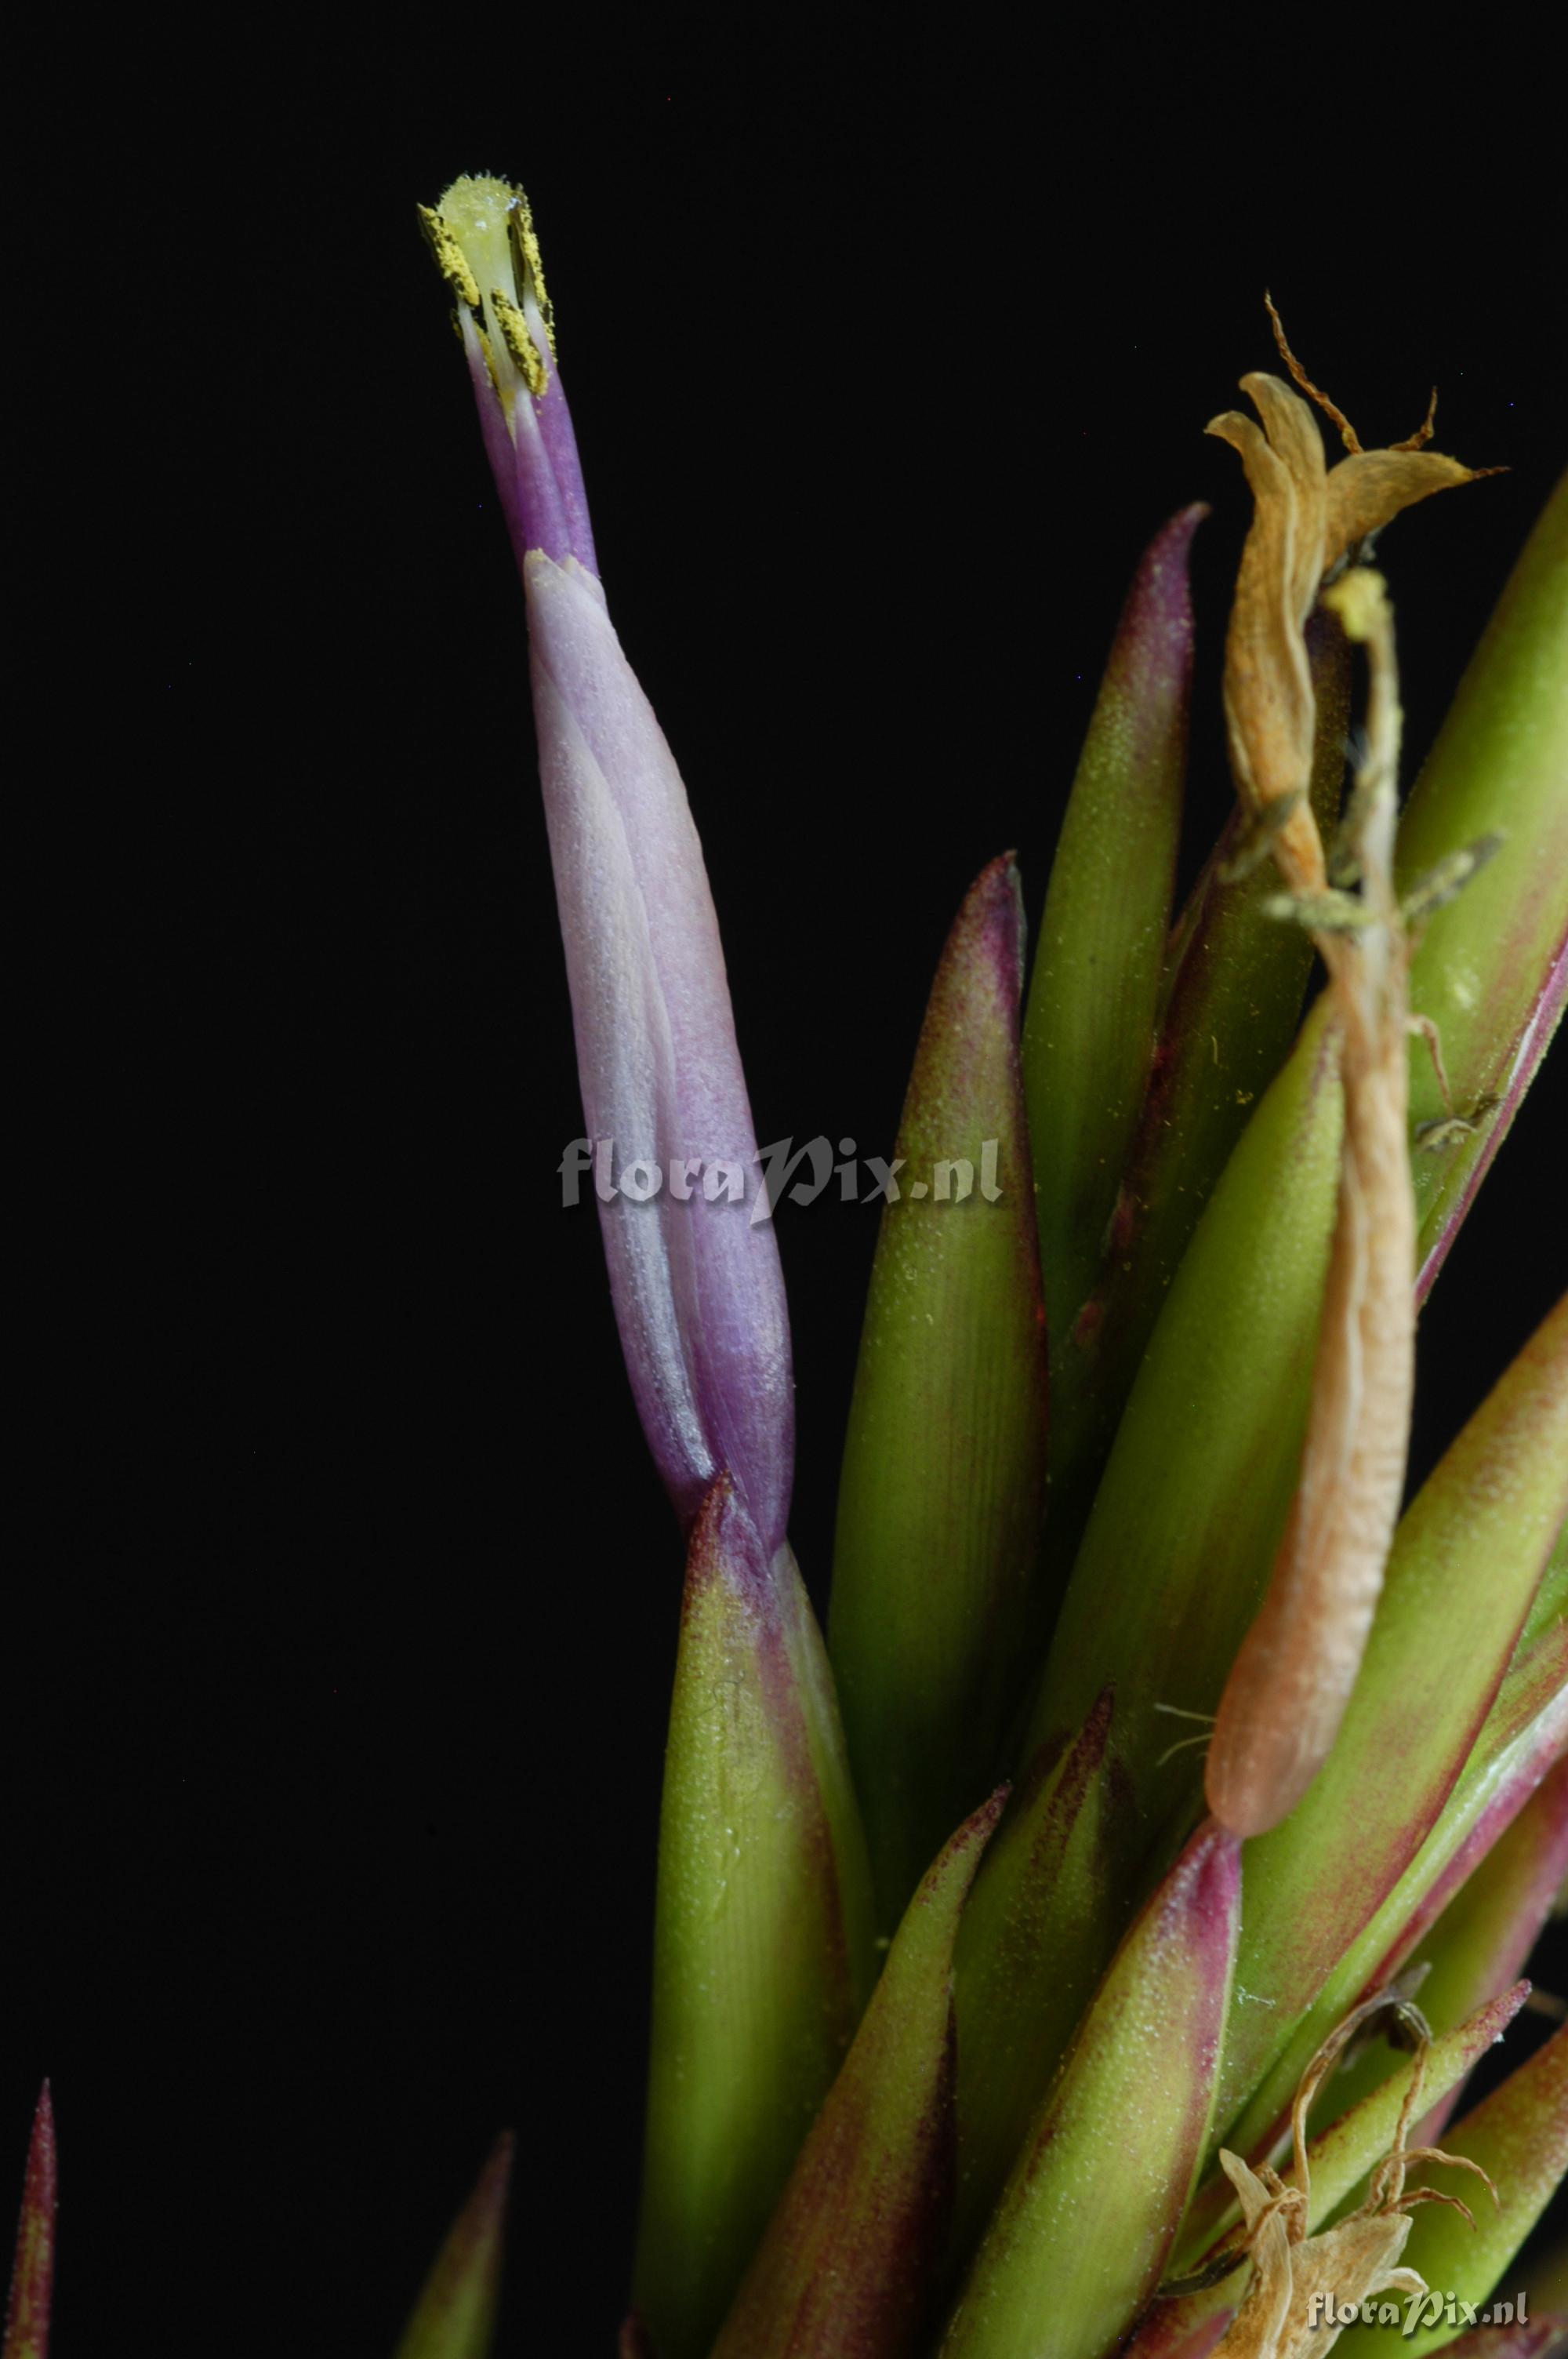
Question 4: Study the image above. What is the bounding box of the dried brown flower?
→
[1208,1996,1496,2357]
[1203,312,1496,1837]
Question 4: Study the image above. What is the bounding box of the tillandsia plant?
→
[13,174,1563,2359]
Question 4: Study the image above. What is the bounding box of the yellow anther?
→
[492,289,549,397]
[508,189,556,359]
[416,202,481,311]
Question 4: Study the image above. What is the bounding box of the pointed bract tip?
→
[1174,1816,1244,1927]
[23,2087,51,2172]
[1085,1682,1116,1743]
[975,1783,1013,1833]
[441,2126,514,2272]
[950,852,1026,1002]
[1105,503,1207,701]
[4,2083,57,2359]
[682,1473,771,1617]
[691,1467,738,1533]
[929,1785,1011,1879]
[472,2128,514,2215]
[393,2128,514,2359]
[982,848,1021,885]
[1129,501,1209,607]
[977,1781,1012,1831]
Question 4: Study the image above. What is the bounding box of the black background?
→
[10,9,1565,2350]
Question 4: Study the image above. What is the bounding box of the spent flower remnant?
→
[1202,1996,1496,2359]
[419,176,793,1558]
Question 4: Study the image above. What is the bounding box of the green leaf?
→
[633,1481,876,2359]
[1214,1292,1568,2136]
[1024,507,1202,1407]
[942,1821,1240,2359]
[1416,1746,1568,2033]
[710,1792,1006,2359]
[1338,2023,1568,2357]
[1216,1574,1568,2174]
[951,1691,1125,2255]
[1519,1519,1568,1655]
[1045,607,1352,1566]
[1334,1752,1568,2139]
[1398,472,1568,1298]
[1381,1591,1568,1974]
[830,856,1049,1928]
[394,2133,512,2359]
[2,2085,55,2359]
[1027,997,1343,1862]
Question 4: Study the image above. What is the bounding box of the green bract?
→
[1213,1295,1568,2137]
[951,1692,1122,2255]
[944,1823,1240,2358]
[1045,609,1352,1568]
[1399,473,1568,1295]
[1023,505,1200,1564]
[830,858,1048,1928]
[1338,2026,1568,2357]
[394,2137,513,2359]
[711,1794,1004,2358]
[1029,995,1341,1836]
[633,1483,873,2359]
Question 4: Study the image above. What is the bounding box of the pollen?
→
[416,204,480,310]
[420,174,556,413]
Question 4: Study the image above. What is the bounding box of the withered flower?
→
[1207,1997,1495,2357]
[1204,315,1497,1837]
[1205,304,1493,905]
[1206,371,1330,896]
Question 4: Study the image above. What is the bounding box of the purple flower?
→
[421,178,793,1554]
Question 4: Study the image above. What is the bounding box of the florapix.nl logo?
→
[558,1136,1005,1225]
[1306,2288,1534,2337]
